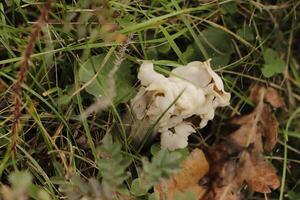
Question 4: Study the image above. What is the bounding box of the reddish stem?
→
[11,0,52,151]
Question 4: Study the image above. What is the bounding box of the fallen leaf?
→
[203,85,281,199]
[250,85,284,108]
[228,118,264,152]
[203,155,243,200]
[259,105,279,151]
[229,85,280,152]
[154,149,209,200]
[239,151,280,193]
[265,87,284,108]
[204,183,242,200]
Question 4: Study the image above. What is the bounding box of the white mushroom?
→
[138,61,169,87]
[130,60,231,150]
[170,61,212,87]
[161,123,195,151]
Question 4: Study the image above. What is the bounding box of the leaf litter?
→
[154,85,283,200]
[154,148,209,200]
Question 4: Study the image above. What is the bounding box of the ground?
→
[0,0,300,200]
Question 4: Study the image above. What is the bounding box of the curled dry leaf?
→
[204,85,282,200]
[228,98,279,152]
[230,85,283,152]
[154,149,209,200]
[239,151,280,193]
[249,85,284,108]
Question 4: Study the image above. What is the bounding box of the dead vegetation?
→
[154,85,283,200]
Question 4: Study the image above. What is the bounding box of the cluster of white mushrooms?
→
[130,60,230,151]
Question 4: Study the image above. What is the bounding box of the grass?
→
[0,0,300,199]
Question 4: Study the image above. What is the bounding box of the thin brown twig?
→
[11,0,52,151]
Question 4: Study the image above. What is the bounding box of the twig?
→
[11,0,52,151]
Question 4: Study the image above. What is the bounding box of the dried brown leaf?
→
[228,119,263,152]
[155,149,209,200]
[265,87,284,108]
[249,85,265,104]
[206,185,242,200]
[204,85,281,200]
[229,86,279,152]
[260,105,279,151]
[250,85,284,108]
[239,152,280,193]
[203,161,242,200]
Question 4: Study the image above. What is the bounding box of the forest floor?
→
[0,0,300,200]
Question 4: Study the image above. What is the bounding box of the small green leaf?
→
[148,192,159,200]
[142,149,182,184]
[117,14,134,28]
[263,48,277,61]
[36,190,52,200]
[182,45,196,62]
[57,95,72,106]
[262,60,285,78]
[130,178,151,196]
[78,54,136,104]
[117,186,131,196]
[261,64,275,78]
[150,143,160,156]
[28,185,52,200]
[97,134,132,189]
[146,47,159,60]
[70,175,90,193]
[9,171,32,191]
[237,27,254,41]
[182,27,234,67]
[287,191,300,200]
[221,2,238,14]
[174,147,189,162]
[158,43,171,54]
[261,48,285,78]
[49,176,66,185]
